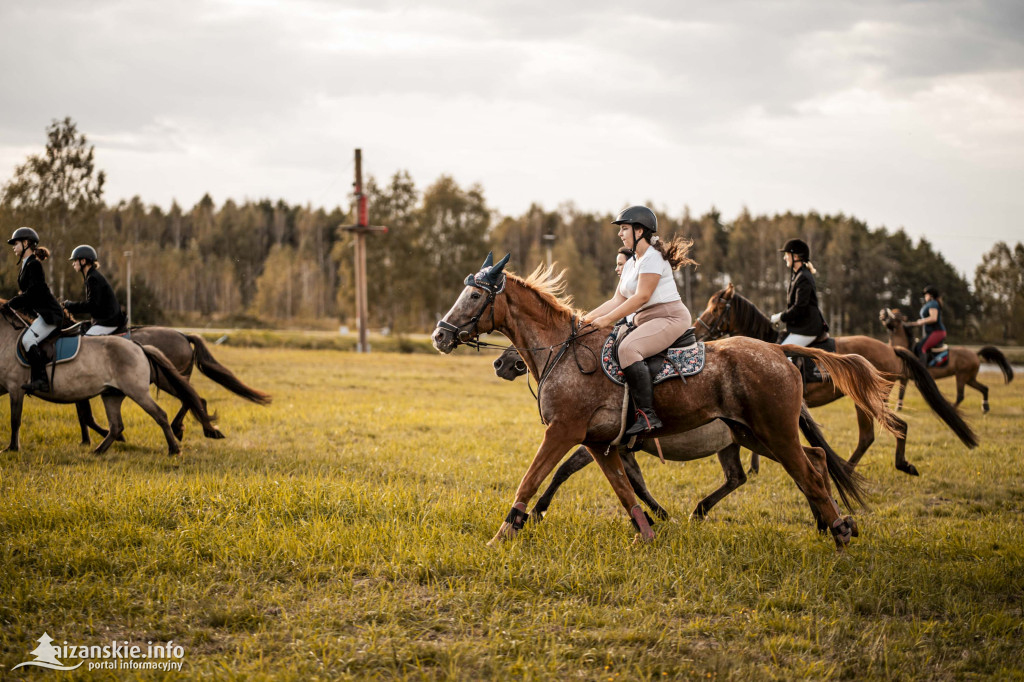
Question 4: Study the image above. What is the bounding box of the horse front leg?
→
[585,445,654,542]
[6,391,24,452]
[896,378,908,411]
[620,449,670,520]
[846,405,875,468]
[529,445,593,521]
[691,444,747,521]
[75,400,110,446]
[489,425,582,545]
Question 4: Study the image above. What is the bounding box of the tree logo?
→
[12,632,83,671]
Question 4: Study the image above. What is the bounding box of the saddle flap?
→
[669,327,697,349]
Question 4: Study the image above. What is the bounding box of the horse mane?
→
[505,263,582,324]
[729,293,778,342]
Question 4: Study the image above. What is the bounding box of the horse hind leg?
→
[846,406,875,468]
[125,387,181,455]
[5,392,25,452]
[691,444,746,520]
[966,377,989,412]
[95,394,126,455]
[765,433,853,548]
[171,402,189,441]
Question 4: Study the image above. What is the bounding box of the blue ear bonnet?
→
[465,252,510,294]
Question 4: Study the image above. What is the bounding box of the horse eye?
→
[470,292,481,300]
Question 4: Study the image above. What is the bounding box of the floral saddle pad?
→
[600,330,706,387]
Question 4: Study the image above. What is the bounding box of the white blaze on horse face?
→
[432,285,481,353]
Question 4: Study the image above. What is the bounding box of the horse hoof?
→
[844,515,859,537]
[204,428,226,440]
[983,402,990,413]
[896,462,920,477]
[115,434,126,443]
[632,532,654,546]
[172,429,184,441]
[830,517,854,546]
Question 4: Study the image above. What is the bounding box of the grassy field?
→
[1,347,1022,680]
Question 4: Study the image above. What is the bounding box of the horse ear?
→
[482,252,494,269]
[724,282,735,299]
[491,253,510,277]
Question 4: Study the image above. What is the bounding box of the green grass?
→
[1,349,1023,680]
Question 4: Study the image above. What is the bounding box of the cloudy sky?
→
[1,0,1022,276]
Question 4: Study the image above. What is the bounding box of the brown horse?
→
[493,346,843,525]
[75,327,272,445]
[434,256,902,548]
[695,284,978,476]
[879,308,1013,412]
[0,304,215,455]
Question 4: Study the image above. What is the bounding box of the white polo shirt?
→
[617,247,681,311]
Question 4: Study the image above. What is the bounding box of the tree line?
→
[2,118,1022,342]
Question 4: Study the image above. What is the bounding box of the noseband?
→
[697,297,732,340]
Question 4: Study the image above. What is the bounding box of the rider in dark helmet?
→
[770,238,827,347]
[907,285,946,363]
[2,227,64,393]
[63,244,127,335]
[583,205,698,436]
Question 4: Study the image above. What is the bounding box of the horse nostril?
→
[515,361,527,372]
[493,358,503,370]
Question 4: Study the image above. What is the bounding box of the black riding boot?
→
[623,362,662,436]
[22,346,50,394]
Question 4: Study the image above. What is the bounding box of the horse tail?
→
[978,346,1014,384]
[186,334,272,405]
[893,346,978,448]
[798,403,868,509]
[786,346,904,439]
[142,344,223,438]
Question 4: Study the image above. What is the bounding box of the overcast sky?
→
[2,0,1022,277]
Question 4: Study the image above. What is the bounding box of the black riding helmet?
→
[7,226,39,245]
[70,244,99,262]
[779,238,810,260]
[612,205,658,233]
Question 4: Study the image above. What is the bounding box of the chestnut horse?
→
[75,327,272,445]
[434,255,902,547]
[493,346,842,525]
[695,284,978,476]
[879,308,1013,412]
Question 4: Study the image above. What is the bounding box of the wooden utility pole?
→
[340,149,388,353]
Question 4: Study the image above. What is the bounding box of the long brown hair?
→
[651,235,697,271]
[33,246,50,261]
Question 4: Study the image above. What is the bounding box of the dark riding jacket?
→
[8,254,64,326]
[780,264,826,337]
[64,267,126,328]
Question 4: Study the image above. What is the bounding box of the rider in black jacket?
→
[64,245,126,334]
[770,238,827,345]
[4,227,64,393]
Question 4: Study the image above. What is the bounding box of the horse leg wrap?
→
[629,505,654,537]
[830,516,854,545]
[505,503,529,531]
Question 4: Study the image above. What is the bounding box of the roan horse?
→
[494,346,843,524]
[74,327,272,445]
[695,284,978,476]
[879,308,1013,412]
[434,255,903,548]
[0,303,215,455]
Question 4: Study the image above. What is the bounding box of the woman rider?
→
[3,227,64,393]
[907,285,946,363]
[63,244,127,335]
[583,205,697,436]
[770,238,827,346]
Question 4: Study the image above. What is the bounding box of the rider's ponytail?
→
[803,260,817,275]
[34,246,50,261]
[650,235,698,271]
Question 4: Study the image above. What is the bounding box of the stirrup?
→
[625,408,661,436]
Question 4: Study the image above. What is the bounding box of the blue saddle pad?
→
[928,349,949,367]
[16,335,82,367]
[600,332,706,386]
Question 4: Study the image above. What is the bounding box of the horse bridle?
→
[435,272,506,350]
[696,296,732,340]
